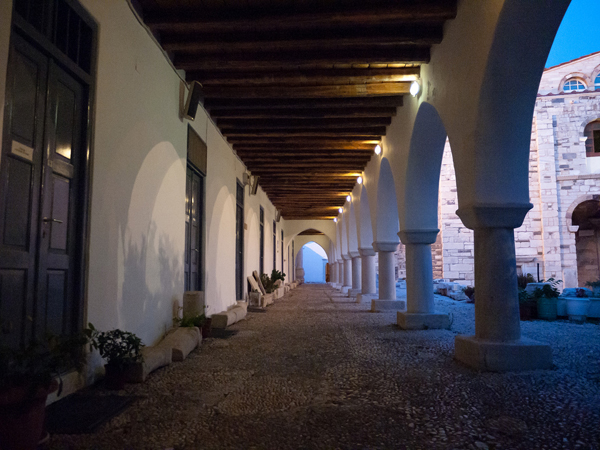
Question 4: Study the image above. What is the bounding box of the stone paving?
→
[50,284,600,450]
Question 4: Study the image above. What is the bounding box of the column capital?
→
[342,254,351,260]
[337,258,343,264]
[349,251,360,258]
[358,247,376,257]
[456,203,532,230]
[399,229,439,245]
[372,241,399,252]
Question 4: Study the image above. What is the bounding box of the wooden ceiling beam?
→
[238,152,373,159]
[144,2,458,33]
[210,107,397,119]
[163,26,441,54]
[176,50,429,71]
[204,96,404,109]
[203,82,410,99]
[218,117,391,129]
[233,142,377,150]
[225,131,384,138]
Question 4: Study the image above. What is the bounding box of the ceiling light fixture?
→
[357,176,363,184]
[410,80,421,97]
[374,144,382,156]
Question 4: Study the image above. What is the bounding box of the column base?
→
[455,335,552,372]
[397,312,451,330]
[356,293,377,304]
[371,299,406,312]
[341,286,351,294]
[347,288,361,298]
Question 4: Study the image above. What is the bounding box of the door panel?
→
[0,36,48,347]
[184,166,203,291]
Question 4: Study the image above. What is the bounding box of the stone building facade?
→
[427,51,600,288]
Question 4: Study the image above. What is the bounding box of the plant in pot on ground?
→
[85,324,144,390]
[175,313,212,339]
[585,279,600,297]
[0,331,88,450]
[532,284,560,321]
[260,273,275,294]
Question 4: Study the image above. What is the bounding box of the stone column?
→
[398,230,450,330]
[337,259,344,290]
[329,261,336,286]
[454,205,552,372]
[295,247,305,284]
[370,241,405,311]
[356,247,377,303]
[348,251,362,297]
[341,254,352,294]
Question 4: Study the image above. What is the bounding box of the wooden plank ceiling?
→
[136,0,457,219]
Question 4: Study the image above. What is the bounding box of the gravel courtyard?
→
[51,284,600,450]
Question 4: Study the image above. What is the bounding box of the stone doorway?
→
[572,199,600,286]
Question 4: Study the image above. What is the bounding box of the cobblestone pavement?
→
[50,284,600,450]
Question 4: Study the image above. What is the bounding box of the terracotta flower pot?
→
[0,379,58,450]
[104,364,128,390]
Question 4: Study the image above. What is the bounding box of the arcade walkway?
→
[51,285,600,450]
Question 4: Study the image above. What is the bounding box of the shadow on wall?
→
[121,221,183,346]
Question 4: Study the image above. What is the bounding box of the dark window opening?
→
[584,120,600,157]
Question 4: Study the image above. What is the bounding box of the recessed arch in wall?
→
[357,184,374,250]
[375,157,400,243]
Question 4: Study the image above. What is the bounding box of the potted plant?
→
[533,284,560,321]
[519,288,537,320]
[0,332,88,450]
[85,324,144,390]
[175,313,212,339]
[260,273,275,294]
[564,288,591,323]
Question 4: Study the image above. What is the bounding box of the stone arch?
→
[357,184,374,250]
[296,241,328,283]
[579,115,600,134]
[559,72,592,91]
[375,157,400,244]
[566,194,600,230]
[401,102,449,232]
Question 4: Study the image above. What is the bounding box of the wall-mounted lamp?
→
[374,144,382,156]
[333,218,338,223]
[410,80,421,97]
[346,195,351,202]
[338,207,343,213]
[357,176,363,185]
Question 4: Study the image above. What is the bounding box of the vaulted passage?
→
[51,284,600,449]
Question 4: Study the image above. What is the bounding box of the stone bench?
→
[126,345,172,383]
[212,301,248,328]
[158,326,201,361]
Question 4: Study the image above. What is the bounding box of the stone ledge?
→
[212,302,248,329]
[356,293,377,304]
[455,335,552,372]
[158,327,201,362]
[397,312,451,330]
[371,299,406,312]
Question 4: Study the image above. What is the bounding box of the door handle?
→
[43,217,63,224]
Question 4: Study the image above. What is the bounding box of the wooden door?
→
[185,166,203,291]
[0,36,86,347]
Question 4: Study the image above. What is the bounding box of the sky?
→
[546,0,600,67]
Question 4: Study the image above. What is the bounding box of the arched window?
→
[595,74,600,91]
[563,79,587,92]
[584,120,600,156]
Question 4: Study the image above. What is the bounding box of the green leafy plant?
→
[576,288,588,298]
[585,279,600,288]
[175,313,207,328]
[531,284,560,300]
[0,332,88,396]
[260,273,274,293]
[271,269,286,283]
[517,273,535,289]
[85,324,144,369]
[518,288,531,304]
